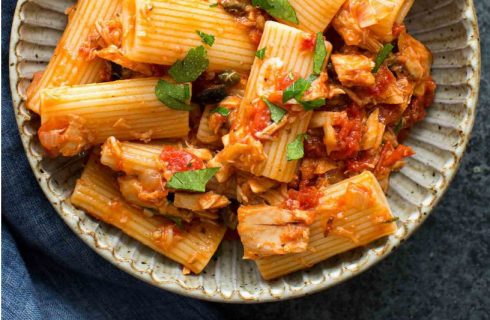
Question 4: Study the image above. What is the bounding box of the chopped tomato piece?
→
[300,33,316,52]
[276,72,299,91]
[249,100,271,137]
[160,147,205,173]
[267,91,284,105]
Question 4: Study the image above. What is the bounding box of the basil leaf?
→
[209,2,218,7]
[300,98,325,111]
[155,80,194,111]
[287,134,305,161]
[211,106,230,117]
[196,30,215,47]
[372,43,394,73]
[262,98,286,123]
[166,168,220,192]
[283,78,311,103]
[256,47,267,60]
[252,0,298,24]
[169,45,209,82]
[313,32,327,74]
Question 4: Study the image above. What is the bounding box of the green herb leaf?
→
[164,215,184,229]
[252,0,298,24]
[256,47,267,60]
[211,106,230,117]
[262,98,286,123]
[209,2,218,7]
[313,32,327,74]
[166,168,220,192]
[155,80,194,111]
[169,45,209,82]
[283,78,312,103]
[300,98,325,111]
[287,134,305,161]
[196,30,215,47]
[372,43,394,73]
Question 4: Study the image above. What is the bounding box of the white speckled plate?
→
[9,0,480,302]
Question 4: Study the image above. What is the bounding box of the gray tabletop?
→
[216,1,490,319]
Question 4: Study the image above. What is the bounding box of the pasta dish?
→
[29,0,435,280]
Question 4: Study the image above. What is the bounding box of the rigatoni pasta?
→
[71,154,226,274]
[256,171,397,280]
[121,0,257,71]
[38,78,189,156]
[26,0,121,114]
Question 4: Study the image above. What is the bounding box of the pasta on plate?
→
[32,0,435,280]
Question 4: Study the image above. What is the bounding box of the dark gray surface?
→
[214,1,490,319]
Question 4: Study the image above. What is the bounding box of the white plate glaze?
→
[9,0,481,302]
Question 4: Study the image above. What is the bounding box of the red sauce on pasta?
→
[284,186,320,210]
[160,147,205,172]
[300,34,316,52]
[366,66,397,97]
[330,103,364,160]
[250,100,271,137]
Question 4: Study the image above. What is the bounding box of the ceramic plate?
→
[9,0,480,302]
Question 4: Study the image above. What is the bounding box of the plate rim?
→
[8,0,481,303]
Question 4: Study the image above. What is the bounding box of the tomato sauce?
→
[365,67,397,97]
[160,147,205,173]
[374,142,414,178]
[276,72,300,91]
[403,77,436,128]
[249,29,263,46]
[249,100,271,137]
[284,186,321,210]
[300,33,316,52]
[392,23,406,38]
[329,103,364,160]
[378,104,403,125]
[346,150,377,174]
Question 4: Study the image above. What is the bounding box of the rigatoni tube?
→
[71,154,226,274]
[240,21,331,182]
[38,78,190,157]
[256,171,397,280]
[26,0,122,114]
[121,0,257,71]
